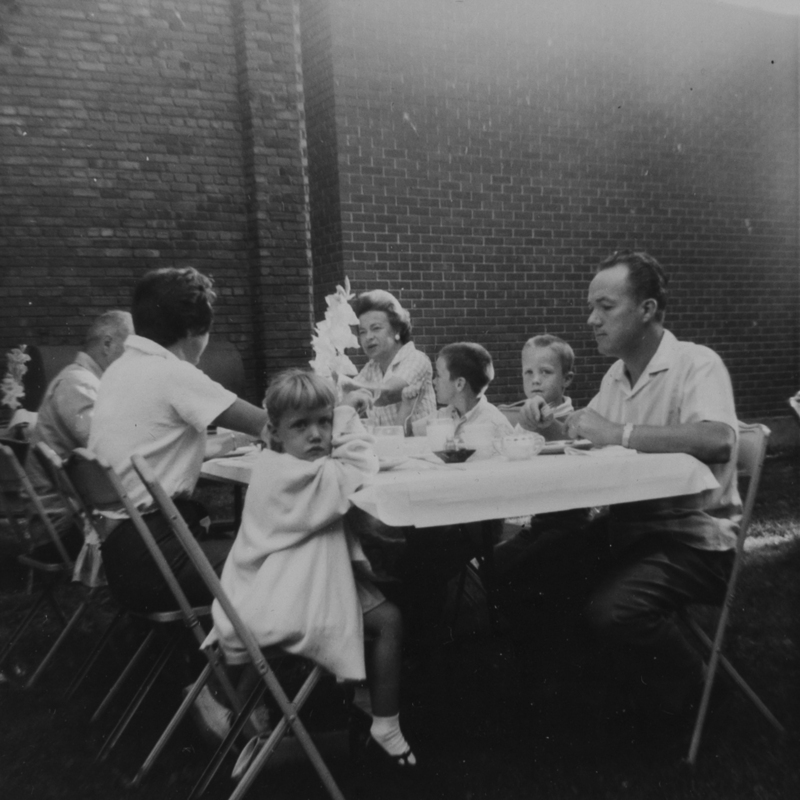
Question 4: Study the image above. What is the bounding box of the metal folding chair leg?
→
[97,634,178,761]
[189,677,269,799]
[131,661,215,788]
[64,607,126,702]
[92,627,158,723]
[0,591,51,669]
[25,592,92,689]
[684,614,785,765]
[230,665,344,800]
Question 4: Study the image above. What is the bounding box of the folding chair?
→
[31,442,127,702]
[0,441,88,689]
[131,452,347,800]
[789,394,800,427]
[62,447,242,782]
[682,422,785,765]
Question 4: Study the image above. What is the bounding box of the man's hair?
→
[522,334,575,375]
[351,289,412,344]
[598,249,668,321]
[132,267,217,347]
[439,342,495,395]
[263,368,336,428]
[84,310,133,348]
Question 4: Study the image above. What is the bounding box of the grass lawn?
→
[1,453,798,799]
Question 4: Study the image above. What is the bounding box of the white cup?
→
[495,432,545,461]
[372,425,405,458]
[460,424,496,460]
[426,418,456,452]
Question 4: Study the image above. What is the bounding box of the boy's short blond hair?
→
[522,335,575,375]
[263,368,336,427]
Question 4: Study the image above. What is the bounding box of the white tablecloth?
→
[201,449,719,529]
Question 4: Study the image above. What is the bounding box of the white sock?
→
[370,713,416,764]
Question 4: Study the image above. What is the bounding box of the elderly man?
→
[509,250,740,740]
[27,310,133,549]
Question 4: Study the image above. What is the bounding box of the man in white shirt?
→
[27,311,133,547]
[510,250,739,741]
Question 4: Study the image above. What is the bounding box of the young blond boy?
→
[411,342,513,441]
[518,334,575,440]
[495,334,590,577]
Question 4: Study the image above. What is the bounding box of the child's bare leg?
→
[363,601,415,764]
[364,602,402,716]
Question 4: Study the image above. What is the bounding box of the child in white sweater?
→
[211,369,416,768]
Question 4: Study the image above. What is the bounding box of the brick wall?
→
[2,0,799,418]
[0,0,309,402]
[301,0,800,417]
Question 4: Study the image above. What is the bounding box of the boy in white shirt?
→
[411,342,513,441]
[495,334,591,575]
[518,334,575,439]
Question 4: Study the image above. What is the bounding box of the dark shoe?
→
[349,707,419,774]
[362,736,417,771]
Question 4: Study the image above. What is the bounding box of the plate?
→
[540,439,592,455]
[433,448,476,464]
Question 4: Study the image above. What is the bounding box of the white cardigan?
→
[208,406,378,680]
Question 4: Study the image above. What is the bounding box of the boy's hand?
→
[519,396,555,431]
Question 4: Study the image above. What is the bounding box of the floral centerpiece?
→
[309,277,361,393]
[1,345,31,429]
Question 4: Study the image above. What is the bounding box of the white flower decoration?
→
[1,345,30,410]
[309,278,360,381]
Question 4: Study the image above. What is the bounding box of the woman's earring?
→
[395,334,400,341]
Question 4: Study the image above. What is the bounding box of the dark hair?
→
[439,342,495,395]
[132,267,216,347]
[523,334,575,375]
[598,250,668,321]
[351,290,412,344]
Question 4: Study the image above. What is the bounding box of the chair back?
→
[789,395,800,427]
[0,442,71,565]
[32,442,86,520]
[130,454,265,669]
[0,437,29,471]
[735,422,770,545]
[65,448,207,633]
[720,421,771,617]
[63,447,127,515]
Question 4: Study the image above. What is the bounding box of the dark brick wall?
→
[0,0,309,402]
[301,0,800,417]
[2,0,799,418]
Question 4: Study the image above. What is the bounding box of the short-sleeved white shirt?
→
[411,395,515,440]
[89,335,236,509]
[588,329,741,551]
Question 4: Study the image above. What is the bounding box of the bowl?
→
[495,433,545,460]
[433,448,476,464]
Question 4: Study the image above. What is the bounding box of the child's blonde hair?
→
[263,368,336,427]
[522,335,575,375]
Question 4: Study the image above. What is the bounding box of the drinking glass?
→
[373,425,405,458]
[426,418,456,452]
